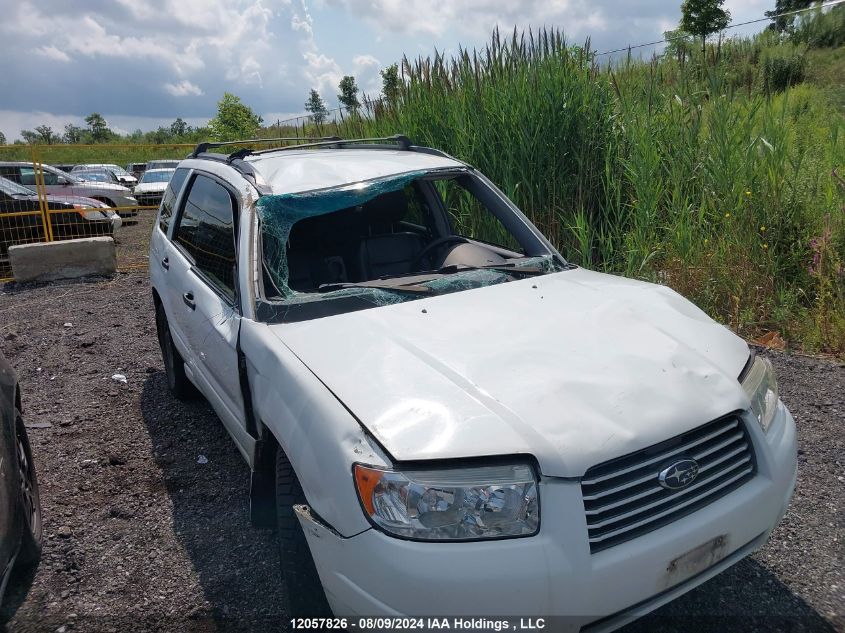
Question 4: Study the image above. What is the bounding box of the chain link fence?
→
[0,143,194,280]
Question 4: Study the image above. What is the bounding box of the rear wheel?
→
[155,303,196,400]
[14,409,42,567]
[275,449,331,617]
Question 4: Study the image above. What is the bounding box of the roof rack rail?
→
[189,134,461,173]
[190,136,342,159]
[248,134,414,156]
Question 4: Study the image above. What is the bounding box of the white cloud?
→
[292,13,313,34]
[35,45,71,63]
[327,0,607,40]
[0,0,331,125]
[352,54,382,95]
[164,80,204,97]
[303,51,344,104]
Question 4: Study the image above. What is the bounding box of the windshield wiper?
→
[317,281,433,294]
[435,263,547,276]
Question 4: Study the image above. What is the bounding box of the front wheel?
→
[275,449,331,617]
[14,408,42,567]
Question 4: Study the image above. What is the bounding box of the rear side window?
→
[19,167,60,186]
[158,167,189,234]
[174,174,237,301]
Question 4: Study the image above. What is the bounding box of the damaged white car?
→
[149,136,797,630]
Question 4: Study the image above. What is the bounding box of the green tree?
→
[35,125,55,144]
[170,117,189,136]
[304,89,329,124]
[663,28,695,59]
[20,130,38,144]
[380,63,401,105]
[337,75,360,113]
[766,0,813,32]
[208,93,263,141]
[63,123,83,144]
[680,0,731,57]
[0,131,6,145]
[84,112,111,142]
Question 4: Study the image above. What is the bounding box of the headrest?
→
[361,189,408,225]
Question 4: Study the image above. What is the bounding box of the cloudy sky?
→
[0,0,772,141]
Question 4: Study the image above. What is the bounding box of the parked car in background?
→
[126,162,147,181]
[53,164,76,174]
[0,162,138,219]
[72,164,137,187]
[146,159,180,171]
[132,168,175,207]
[0,176,121,264]
[149,136,797,624]
[72,168,121,185]
[0,352,42,618]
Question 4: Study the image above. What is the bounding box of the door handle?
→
[182,292,196,310]
[161,257,169,270]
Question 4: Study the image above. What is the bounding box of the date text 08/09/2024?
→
[290,618,548,631]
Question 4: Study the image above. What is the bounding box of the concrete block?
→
[9,237,116,282]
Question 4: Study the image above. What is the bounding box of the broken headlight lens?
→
[354,463,539,540]
[741,356,779,433]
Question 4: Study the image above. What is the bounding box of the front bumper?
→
[113,195,138,217]
[134,192,164,207]
[299,405,797,629]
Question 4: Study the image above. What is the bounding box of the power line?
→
[594,0,845,57]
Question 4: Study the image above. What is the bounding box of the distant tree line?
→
[4,113,207,147]
[2,60,405,146]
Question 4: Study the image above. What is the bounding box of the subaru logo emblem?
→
[658,458,699,490]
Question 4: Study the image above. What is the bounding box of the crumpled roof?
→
[246,148,462,195]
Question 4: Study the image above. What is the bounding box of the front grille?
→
[136,193,163,207]
[581,413,755,553]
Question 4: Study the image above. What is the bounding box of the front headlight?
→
[741,356,779,432]
[73,205,107,221]
[354,463,539,541]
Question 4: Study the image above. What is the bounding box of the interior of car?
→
[262,175,526,296]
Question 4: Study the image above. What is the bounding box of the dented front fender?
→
[239,318,385,537]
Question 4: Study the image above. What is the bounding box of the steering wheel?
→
[411,235,469,272]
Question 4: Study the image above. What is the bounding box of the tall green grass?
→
[343,25,845,353]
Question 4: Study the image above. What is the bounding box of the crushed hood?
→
[71,180,129,193]
[133,182,168,194]
[268,268,751,477]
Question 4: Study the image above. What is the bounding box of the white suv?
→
[148,136,797,629]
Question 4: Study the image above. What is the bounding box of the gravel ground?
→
[0,271,842,632]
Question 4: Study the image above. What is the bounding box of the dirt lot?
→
[0,267,842,632]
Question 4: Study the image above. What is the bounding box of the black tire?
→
[275,449,331,617]
[13,409,41,567]
[155,303,196,401]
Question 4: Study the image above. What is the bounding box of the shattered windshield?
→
[255,169,568,323]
